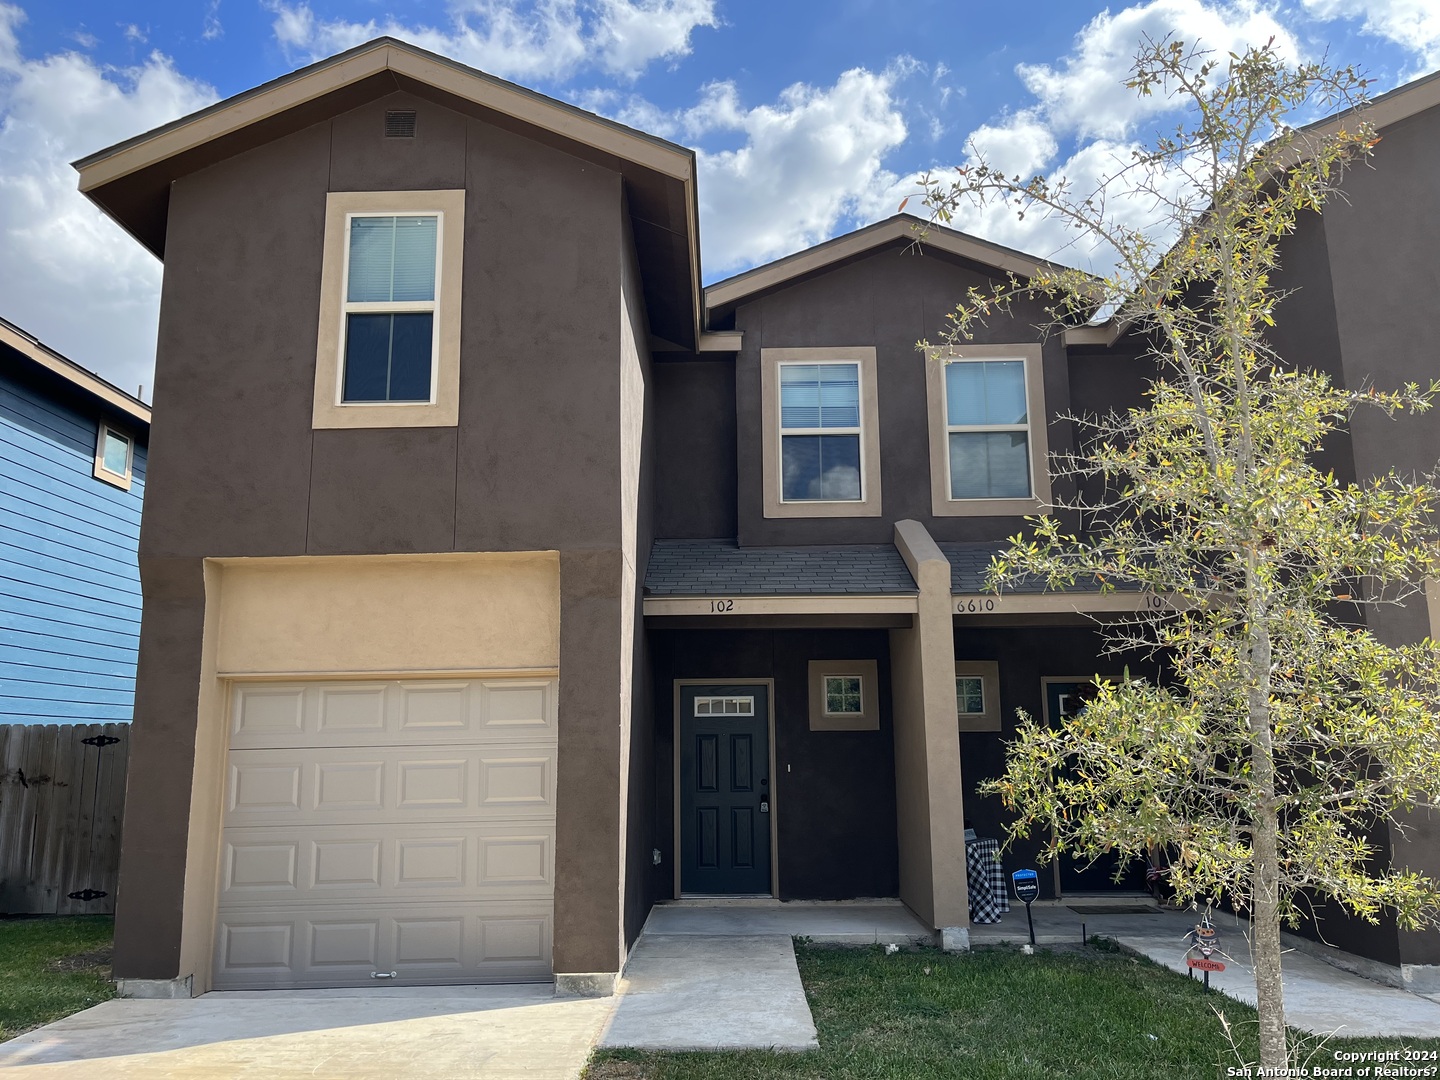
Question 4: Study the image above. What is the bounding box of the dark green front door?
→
[680,685,772,895]
[1044,680,1148,896]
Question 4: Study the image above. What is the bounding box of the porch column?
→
[890,520,969,948]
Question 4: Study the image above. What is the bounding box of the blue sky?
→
[2,0,1437,393]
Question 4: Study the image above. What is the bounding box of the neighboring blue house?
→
[0,317,149,725]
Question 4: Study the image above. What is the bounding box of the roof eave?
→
[0,318,151,425]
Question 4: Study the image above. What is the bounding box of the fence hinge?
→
[67,889,108,902]
[81,735,120,747]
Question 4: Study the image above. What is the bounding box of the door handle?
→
[760,798,770,814]
[370,971,398,980]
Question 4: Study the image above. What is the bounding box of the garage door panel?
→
[218,675,556,990]
[212,902,554,989]
[220,823,554,906]
[226,745,557,826]
[229,679,557,749]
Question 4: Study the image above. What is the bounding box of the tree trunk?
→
[1247,611,1288,1070]
[1252,802,1288,1070]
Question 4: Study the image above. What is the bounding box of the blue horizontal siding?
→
[0,373,145,724]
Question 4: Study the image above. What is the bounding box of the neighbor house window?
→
[312,190,464,430]
[954,660,1001,732]
[925,343,1050,516]
[761,347,882,518]
[808,660,879,731]
[93,424,134,490]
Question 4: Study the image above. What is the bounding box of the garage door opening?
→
[212,677,557,989]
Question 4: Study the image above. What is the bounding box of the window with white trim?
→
[312,189,464,430]
[943,358,1032,500]
[340,214,440,403]
[823,675,864,716]
[956,674,986,717]
[925,343,1050,517]
[779,362,863,502]
[761,347,881,519]
[93,424,133,490]
[954,660,1001,732]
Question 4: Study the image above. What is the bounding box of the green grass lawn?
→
[0,916,115,1042]
[586,941,1440,1080]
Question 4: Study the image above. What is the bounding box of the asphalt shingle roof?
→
[940,540,1140,594]
[645,539,918,596]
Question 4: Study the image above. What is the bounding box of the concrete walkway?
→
[972,904,1440,1038]
[0,985,613,1079]
[600,934,818,1051]
[598,900,930,1052]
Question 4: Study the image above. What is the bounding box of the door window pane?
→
[782,434,861,501]
[949,431,1031,499]
[347,215,438,302]
[945,360,1027,425]
[343,312,434,402]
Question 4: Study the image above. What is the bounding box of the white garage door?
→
[212,677,557,989]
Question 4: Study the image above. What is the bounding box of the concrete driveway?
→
[0,985,614,1079]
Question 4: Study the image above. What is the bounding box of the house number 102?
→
[709,599,735,612]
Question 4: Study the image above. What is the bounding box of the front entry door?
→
[1044,680,1147,896]
[679,685,772,895]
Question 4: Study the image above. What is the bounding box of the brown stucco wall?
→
[1312,103,1440,971]
[653,359,737,539]
[118,87,641,983]
[730,244,1073,547]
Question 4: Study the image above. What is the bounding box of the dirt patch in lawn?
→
[45,946,113,975]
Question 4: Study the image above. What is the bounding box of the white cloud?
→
[203,0,224,42]
[122,24,147,44]
[0,3,217,393]
[1302,0,1440,73]
[684,69,909,274]
[266,0,717,82]
[1017,0,1299,140]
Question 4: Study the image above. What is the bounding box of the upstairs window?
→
[944,359,1031,499]
[312,190,464,430]
[780,362,861,502]
[925,342,1050,517]
[93,424,134,490]
[761,347,882,519]
[341,214,439,403]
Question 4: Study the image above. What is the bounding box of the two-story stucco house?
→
[74,40,1440,997]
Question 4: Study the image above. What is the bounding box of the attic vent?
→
[385,110,417,138]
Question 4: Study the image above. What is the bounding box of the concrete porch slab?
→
[0,984,614,1079]
[600,934,818,1052]
[644,899,933,945]
[973,905,1440,1038]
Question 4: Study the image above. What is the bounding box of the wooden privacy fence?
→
[0,723,128,915]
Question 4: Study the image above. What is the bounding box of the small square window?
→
[93,424,133,490]
[823,675,864,716]
[808,660,879,731]
[956,676,986,716]
[954,661,1001,732]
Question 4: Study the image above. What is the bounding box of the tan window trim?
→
[761,346,882,519]
[312,190,465,430]
[808,659,880,731]
[955,660,1001,732]
[925,342,1051,517]
[93,422,134,490]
